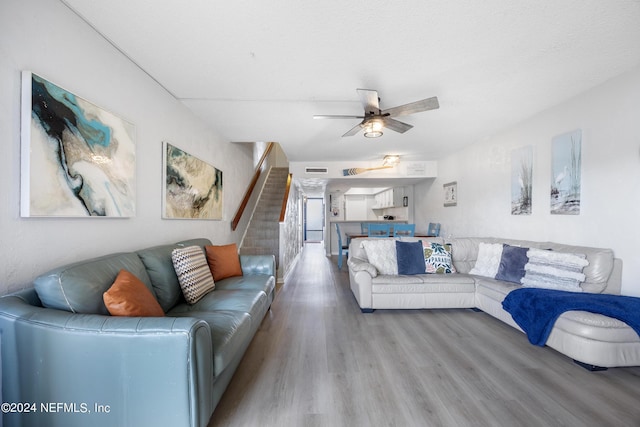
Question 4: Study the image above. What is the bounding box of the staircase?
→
[239,167,289,267]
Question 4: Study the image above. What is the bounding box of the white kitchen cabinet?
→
[374,187,405,208]
[392,187,405,207]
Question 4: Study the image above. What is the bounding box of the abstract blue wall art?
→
[163,142,223,220]
[551,129,582,215]
[20,71,136,217]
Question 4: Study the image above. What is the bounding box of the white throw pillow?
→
[361,239,398,275]
[469,243,503,278]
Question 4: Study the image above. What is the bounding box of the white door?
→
[305,198,324,242]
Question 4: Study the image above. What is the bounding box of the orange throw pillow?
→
[205,244,243,281]
[103,269,165,317]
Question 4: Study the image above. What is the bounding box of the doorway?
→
[304,197,324,242]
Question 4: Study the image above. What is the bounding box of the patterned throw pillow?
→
[423,242,457,274]
[521,248,589,291]
[171,245,215,304]
[361,239,398,275]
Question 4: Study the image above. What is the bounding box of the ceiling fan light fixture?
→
[382,155,400,166]
[363,119,383,138]
[364,130,383,138]
[315,89,439,137]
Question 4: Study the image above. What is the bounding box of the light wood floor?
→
[209,243,640,427]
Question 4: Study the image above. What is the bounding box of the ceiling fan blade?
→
[382,96,439,117]
[342,123,364,137]
[381,117,413,133]
[313,115,365,119]
[356,89,380,114]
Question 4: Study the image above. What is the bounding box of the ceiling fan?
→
[313,88,439,138]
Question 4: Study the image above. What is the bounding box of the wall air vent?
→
[305,167,329,174]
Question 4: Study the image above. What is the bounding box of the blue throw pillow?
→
[396,240,426,275]
[495,244,529,284]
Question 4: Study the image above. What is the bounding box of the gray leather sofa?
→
[347,236,640,369]
[0,238,275,427]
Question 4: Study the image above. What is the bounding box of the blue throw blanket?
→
[502,288,640,346]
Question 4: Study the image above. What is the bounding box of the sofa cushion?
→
[396,240,426,275]
[171,310,252,377]
[213,274,276,297]
[169,289,268,325]
[171,246,216,304]
[554,310,640,343]
[372,273,475,294]
[476,277,522,301]
[176,238,214,249]
[103,269,165,317]
[541,243,614,293]
[34,252,154,315]
[205,244,243,281]
[372,274,424,285]
[469,242,503,278]
[446,237,486,273]
[495,244,529,284]
[423,242,457,274]
[361,239,398,275]
[137,244,185,311]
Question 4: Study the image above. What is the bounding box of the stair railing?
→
[231,142,274,231]
[279,173,293,222]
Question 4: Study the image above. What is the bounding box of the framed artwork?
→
[20,71,136,217]
[443,181,457,207]
[163,142,223,220]
[551,129,581,215]
[511,146,533,215]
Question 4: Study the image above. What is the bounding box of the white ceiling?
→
[62,0,640,166]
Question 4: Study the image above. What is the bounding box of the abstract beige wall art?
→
[163,142,223,220]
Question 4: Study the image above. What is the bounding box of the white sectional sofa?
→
[347,236,639,370]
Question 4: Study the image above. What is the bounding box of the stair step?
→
[240,247,278,257]
[240,167,290,268]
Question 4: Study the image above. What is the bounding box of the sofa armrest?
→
[240,254,276,276]
[0,293,213,427]
[347,257,378,277]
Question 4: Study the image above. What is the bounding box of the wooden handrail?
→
[231,142,275,230]
[279,173,293,222]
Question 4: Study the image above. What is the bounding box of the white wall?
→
[415,66,640,296]
[0,0,253,294]
[344,195,368,220]
[280,183,303,283]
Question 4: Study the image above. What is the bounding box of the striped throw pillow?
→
[171,245,215,304]
[521,248,589,292]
